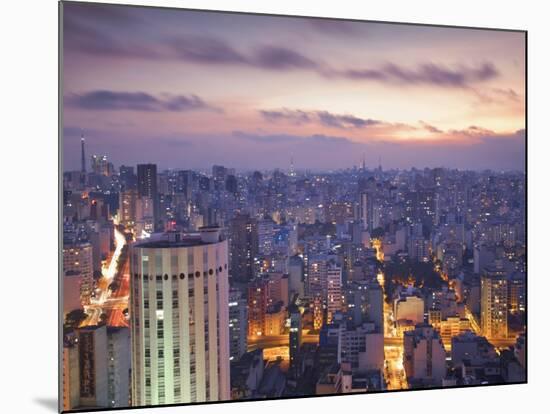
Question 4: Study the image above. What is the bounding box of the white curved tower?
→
[130,227,230,406]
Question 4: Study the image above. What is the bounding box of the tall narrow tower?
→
[80,132,86,173]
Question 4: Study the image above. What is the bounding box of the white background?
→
[1,0,547,413]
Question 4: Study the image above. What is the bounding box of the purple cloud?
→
[63,14,160,59]
[340,62,498,87]
[419,121,443,134]
[308,19,360,36]
[66,90,214,112]
[168,36,248,64]
[260,109,313,125]
[233,131,354,145]
[64,7,499,89]
[252,46,318,70]
[260,108,382,129]
[317,111,381,128]
[448,125,497,137]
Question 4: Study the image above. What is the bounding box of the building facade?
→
[481,267,508,339]
[130,227,231,405]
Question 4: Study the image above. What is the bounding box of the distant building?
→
[326,265,343,324]
[136,196,155,236]
[312,295,324,331]
[119,189,137,230]
[247,279,269,337]
[289,306,302,377]
[508,272,526,314]
[264,302,286,335]
[514,333,526,369]
[229,213,258,283]
[451,331,497,369]
[359,192,373,231]
[91,154,112,176]
[288,255,304,298]
[366,282,384,333]
[266,272,289,308]
[307,255,327,299]
[229,288,248,361]
[340,322,384,372]
[316,363,352,395]
[230,349,264,400]
[403,324,446,386]
[63,241,93,313]
[137,164,159,231]
[408,235,430,262]
[258,217,275,255]
[439,316,470,345]
[119,165,136,190]
[481,266,508,339]
[394,288,425,329]
[62,334,80,411]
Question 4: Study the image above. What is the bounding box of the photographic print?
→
[60,1,526,412]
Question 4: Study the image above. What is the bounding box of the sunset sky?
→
[62,2,526,171]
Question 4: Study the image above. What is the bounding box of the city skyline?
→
[63,3,525,172]
[61,3,526,412]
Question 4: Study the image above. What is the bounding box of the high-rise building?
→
[137,164,159,231]
[119,165,137,190]
[346,281,369,327]
[481,266,508,339]
[136,196,155,237]
[312,296,324,331]
[62,334,80,411]
[509,272,526,314]
[408,235,430,262]
[247,279,269,337]
[288,255,304,298]
[365,282,384,333]
[66,325,130,410]
[119,190,138,230]
[175,170,193,198]
[266,272,289,308]
[106,327,131,408]
[258,217,275,256]
[403,324,446,386]
[80,133,86,174]
[306,256,327,299]
[91,155,112,176]
[228,288,248,361]
[229,213,258,283]
[76,325,109,408]
[359,192,372,231]
[63,241,94,313]
[289,306,302,377]
[225,174,238,195]
[326,265,342,324]
[129,227,230,405]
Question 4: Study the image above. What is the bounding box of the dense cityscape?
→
[62,138,526,410]
[61,2,526,411]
